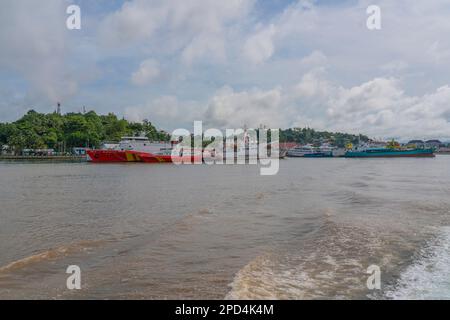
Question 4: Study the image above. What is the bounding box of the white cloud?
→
[299,50,327,67]
[3,0,450,140]
[381,60,409,73]
[98,0,254,65]
[0,0,77,104]
[205,85,285,127]
[203,71,450,140]
[125,96,203,130]
[181,34,226,65]
[124,63,450,139]
[426,41,450,64]
[243,24,277,64]
[131,59,161,86]
[325,78,450,139]
[293,68,331,97]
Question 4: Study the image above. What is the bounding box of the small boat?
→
[344,147,435,158]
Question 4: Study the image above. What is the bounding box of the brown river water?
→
[0,157,450,299]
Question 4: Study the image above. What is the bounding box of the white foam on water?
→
[225,253,327,300]
[225,221,401,299]
[385,227,450,300]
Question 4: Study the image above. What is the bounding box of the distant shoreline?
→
[0,155,86,162]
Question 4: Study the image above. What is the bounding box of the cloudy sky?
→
[1,0,450,140]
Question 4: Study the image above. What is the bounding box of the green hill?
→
[280,127,369,148]
[0,110,170,152]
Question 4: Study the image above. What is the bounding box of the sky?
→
[1,0,450,140]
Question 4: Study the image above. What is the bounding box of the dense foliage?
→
[0,110,371,153]
[280,127,369,148]
[0,110,170,152]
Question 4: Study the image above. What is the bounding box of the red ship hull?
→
[87,150,129,162]
[139,153,202,163]
[87,150,202,164]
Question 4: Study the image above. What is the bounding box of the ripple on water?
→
[0,239,108,276]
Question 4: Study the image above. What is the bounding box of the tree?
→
[279,127,369,147]
[0,110,170,152]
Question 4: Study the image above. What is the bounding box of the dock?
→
[0,155,87,162]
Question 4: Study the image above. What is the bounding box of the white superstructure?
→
[116,136,172,154]
[286,144,317,157]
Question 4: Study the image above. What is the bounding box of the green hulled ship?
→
[345,148,435,158]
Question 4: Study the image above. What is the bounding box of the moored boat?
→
[87,136,174,163]
[287,144,333,158]
[87,149,128,162]
[87,135,286,163]
[344,147,435,158]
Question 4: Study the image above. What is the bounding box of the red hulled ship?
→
[87,137,202,164]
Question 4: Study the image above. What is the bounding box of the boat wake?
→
[225,221,398,299]
[384,226,450,299]
[0,239,107,275]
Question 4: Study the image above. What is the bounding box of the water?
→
[0,157,449,299]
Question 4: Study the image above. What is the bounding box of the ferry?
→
[344,147,435,158]
[287,144,333,158]
[87,136,201,163]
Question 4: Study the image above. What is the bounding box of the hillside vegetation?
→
[0,110,170,151]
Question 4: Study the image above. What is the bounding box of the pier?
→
[0,155,86,162]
